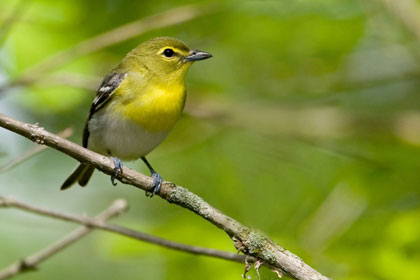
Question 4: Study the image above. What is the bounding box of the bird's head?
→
[126,37,212,82]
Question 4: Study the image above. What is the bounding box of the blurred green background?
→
[1,0,420,279]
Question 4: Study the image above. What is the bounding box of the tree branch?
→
[377,0,420,40]
[0,4,217,95]
[0,113,329,280]
[0,198,128,280]
[0,0,29,46]
[0,196,247,270]
[0,127,73,173]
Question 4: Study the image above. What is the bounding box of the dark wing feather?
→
[82,72,127,148]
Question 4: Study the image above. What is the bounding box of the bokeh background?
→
[1,0,420,279]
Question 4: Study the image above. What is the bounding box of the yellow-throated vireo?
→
[61,37,212,196]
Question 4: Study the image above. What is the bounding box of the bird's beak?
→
[186,50,212,62]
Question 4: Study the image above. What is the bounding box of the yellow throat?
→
[111,71,186,133]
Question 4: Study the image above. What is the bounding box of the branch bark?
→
[0,113,330,280]
[0,198,128,280]
[0,127,73,173]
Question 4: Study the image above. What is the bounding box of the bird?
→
[60,37,212,196]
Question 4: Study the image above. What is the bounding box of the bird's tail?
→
[61,163,95,190]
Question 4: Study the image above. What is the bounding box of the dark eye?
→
[163,48,174,58]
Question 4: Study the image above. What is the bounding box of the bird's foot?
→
[110,156,122,186]
[146,172,162,197]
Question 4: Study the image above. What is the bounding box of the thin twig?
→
[0,113,329,280]
[0,4,217,95]
[0,0,29,45]
[0,198,128,280]
[0,127,73,173]
[33,73,100,91]
[378,0,420,40]
[0,196,246,266]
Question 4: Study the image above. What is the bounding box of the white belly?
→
[87,109,169,161]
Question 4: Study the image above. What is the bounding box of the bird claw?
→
[146,172,162,197]
[110,156,122,186]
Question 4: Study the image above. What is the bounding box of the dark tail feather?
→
[78,165,95,186]
[61,163,92,190]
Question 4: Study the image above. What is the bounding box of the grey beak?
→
[186,50,212,62]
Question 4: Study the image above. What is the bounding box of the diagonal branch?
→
[0,196,246,270]
[0,198,128,280]
[0,0,30,46]
[377,0,420,40]
[0,197,246,272]
[0,4,217,95]
[0,113,329,280]
[0,127,73,173]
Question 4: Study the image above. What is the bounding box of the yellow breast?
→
[112,77,186,133]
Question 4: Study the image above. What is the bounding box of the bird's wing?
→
[82,72,127,148]
[91,72,127,113]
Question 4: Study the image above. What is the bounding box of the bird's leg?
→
[141,156,162,197]
[110,156,123,186]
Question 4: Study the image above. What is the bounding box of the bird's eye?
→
[163,48,174,58]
